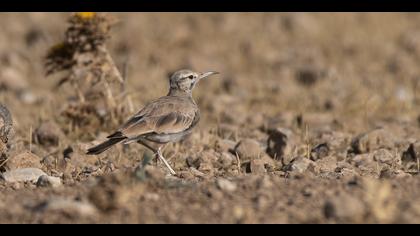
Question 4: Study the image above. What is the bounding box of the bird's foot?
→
[156,147,176,175]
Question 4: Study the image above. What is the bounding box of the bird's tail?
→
[86,137,126,155]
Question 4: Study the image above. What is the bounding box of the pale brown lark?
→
[87,69,219,175]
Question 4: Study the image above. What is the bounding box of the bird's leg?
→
[157,146,176,175]
[137,139,158,165]
[137,139,176,175]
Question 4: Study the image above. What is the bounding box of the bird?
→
[86,69,219,175]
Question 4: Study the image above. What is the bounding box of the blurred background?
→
[2,13,420,135]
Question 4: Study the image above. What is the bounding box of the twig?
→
[73,82,86,103]
[235,152,242,174]
[120,56,129,92]
[305,123,310,159]
[104,48,124,84]
[103,77,117,108]
[0,157,9,169]
[126,94,135,113]
[0,104,13,144]
[29,126,33,153]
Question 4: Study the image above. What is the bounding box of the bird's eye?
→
[188,75,194,80]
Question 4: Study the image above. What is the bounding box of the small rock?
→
[189,167,206,177]
[143,193,160,201]
[196,150,217,176]
[335,161,358,178]
[285,157,314,174]
[179,170,194,180]
[233,205,245,221]
[295,66,327,87]
[250,159,266,174]
[0,67,28,92]
[63,146,74,159]
[310,143,329,161]
[324,193,365,222]
[11,182,21,190]
[37,198,97,216]
[36,175,62,188]
[33,121,64,146]
[352,153,375,168]
[207,187,224,200]
[6,151,42,170]
[266,127,296,163]
[372,149,396,165]
[217,124,237,139]
[186,156,201,169]
[351,128,394,154]
[314,155,337,174]
[18,91,38,105]
[216,178,237,192]
[1,168,46,183]
[379,168,396,179]
[219,152,235,168]
[197,161,214,176]
[314,131,350,161]
[234,139,262,162]
[401,142,420,171]
[41,155,55,167]
[301,186,313,197]
[215,139,236,153]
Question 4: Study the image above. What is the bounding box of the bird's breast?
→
[144,110,200,144]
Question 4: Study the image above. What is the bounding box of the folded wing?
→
[117,96,197,138]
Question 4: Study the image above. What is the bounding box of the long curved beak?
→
[198,71,219,80]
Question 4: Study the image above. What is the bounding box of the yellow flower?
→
[48,42,66,53]
[75,12,96,20]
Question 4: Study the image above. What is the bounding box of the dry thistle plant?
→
[0,104,13,171]
[44,12,132,135]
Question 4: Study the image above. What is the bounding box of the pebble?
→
[6,151,42,170]
[401,142,420,171]
[310,143,329,161]
[351,128,395,154]
[0,67,28,92]
[286,157,314,174]
[250,159,266,174]
[216,178,237,192]
[215,139,236,153]
[36,175,62,188]
[39,198,97,216]
[234,138,262,162]
[295,66,327,87]
[1,168,47,183]
[266,127,296,163]
[324,193,365,222]
[352,153,375,168]
[33,121,63,146]
[219,152,235,168]
[372,149,396,165]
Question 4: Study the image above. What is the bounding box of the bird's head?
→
[168,69,219,95]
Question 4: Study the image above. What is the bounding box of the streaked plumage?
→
[87,69,218,174]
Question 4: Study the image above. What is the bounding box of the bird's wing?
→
[116,96,197,138]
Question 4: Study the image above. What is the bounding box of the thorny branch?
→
[0,104,12,144]
[0,104,12,169]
